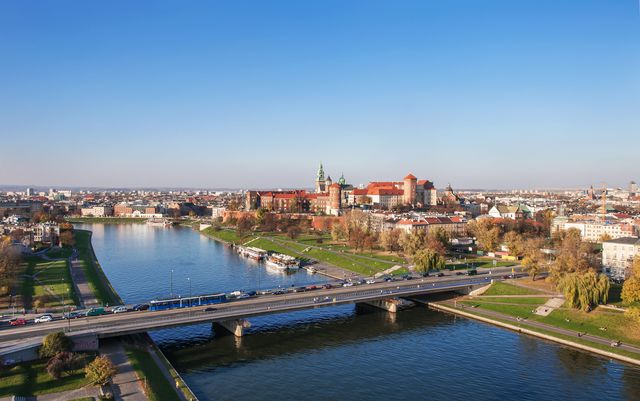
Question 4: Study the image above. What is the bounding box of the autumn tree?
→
[85,355,117,387]
[0,237,22,296]
[521,238,546,280]
[331,223,347,242]
[622,257,640,305]
[468,219,501,252]
[503,231,524,258]
[286,224,302,240]
[400,230,427,257]
[236,215,255,238]
[59,230,75,247]
[549,228,599,283]
[381,229,402,253]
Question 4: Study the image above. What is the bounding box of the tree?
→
[503,231,524,258]
[549,228,599,283]
[46,351,84,379]
[331,223,347,242]
[625,307,640,323]
[380,229,402,253]
[413,248,445,274]
[622,257,640,304]
[40,332,72,358]
[85,355,117,387]
[468,219,501,252]
[0,237,22,296]
[557,271,609,312]
[59,230,75,247]
[236,215,255,238]
[521,238,546,280]
[400,230,427,257]
[286,224,302,240]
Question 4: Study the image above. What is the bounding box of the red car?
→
[9,318,27,326]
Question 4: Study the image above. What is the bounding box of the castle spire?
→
[316,163,325,181]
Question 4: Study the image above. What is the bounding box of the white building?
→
[80,206,113,217]
[556,221,637,242]
[602,238,640,280]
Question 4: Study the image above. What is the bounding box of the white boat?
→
[147,218,171,227]
[265,253,300,270]
[236,246,267,261]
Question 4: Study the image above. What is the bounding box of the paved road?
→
[70,254,100,309]
[0,273,520,352]
[101,340,149,401]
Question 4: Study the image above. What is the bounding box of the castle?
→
[245,163,437,215]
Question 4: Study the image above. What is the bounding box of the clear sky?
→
[0,0,638,190]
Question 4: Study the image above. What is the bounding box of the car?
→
[342,282,354,287]
[85,307,107,317]
[34,314,53,323]
[204,307,218,312]
[246,291,257,297]
[132,304,149,311]
[455,271,464,276]
[9,318,26,326]
[237,293,251,299]
[322,284,333,289]
[366,279,376,284]
[306,285,318,291]
[293,287,307,293]
[111,306,127,314]
[63,312,82,319]
[273,290,286,295]
[258,290,273,295]
[402,274,413,280]
[383,277,393,282]
[436,272,445,277]
[466,269,478,276]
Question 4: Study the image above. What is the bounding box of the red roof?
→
[404,173,417,180]
[369,188,403,196]
[329,183,341,189]
[352,189,369,195]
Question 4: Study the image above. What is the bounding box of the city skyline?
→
[1,1,639,189]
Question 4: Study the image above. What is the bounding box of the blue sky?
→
[0,0,638,189]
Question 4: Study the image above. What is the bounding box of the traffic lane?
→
[0,274,507,340]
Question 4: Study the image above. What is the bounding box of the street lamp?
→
[187,277,192,306]
[170,269,174,298]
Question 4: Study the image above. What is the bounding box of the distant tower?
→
[325,175,333,189]
[630,181,638,196]
[329,183,342,215]
[403,173,417,205]
[338,173,346,186]
[315,163,326,193]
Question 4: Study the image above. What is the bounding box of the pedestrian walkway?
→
[534,297,565,316]
[70,255,99,308]
[374,265,404,278]
[101,341,149,401]
[36,386,100,401]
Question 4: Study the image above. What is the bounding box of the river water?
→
[76,223,640,401]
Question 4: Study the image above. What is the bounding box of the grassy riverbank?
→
[201,226,408,276]
[461,282,640,350]
[67,217,147,224]
[125,347,182,401]
[74,230,121,306]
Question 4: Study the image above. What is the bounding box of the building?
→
[80,206,113,217]
[395,216,467,237]
[553,218,637,242]
[488,205,531,220]
[602,237,640,280]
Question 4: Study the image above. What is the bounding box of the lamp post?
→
[187,277,192,306]
[170,269,174,298]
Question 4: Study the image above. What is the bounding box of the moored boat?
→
[265,253,300,270]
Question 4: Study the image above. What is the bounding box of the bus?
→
[149,293,227,311]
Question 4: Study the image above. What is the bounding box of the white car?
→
[366,279,376,284]
[112,306,127,314]
[34,314,53,323]
[342,282,354,287]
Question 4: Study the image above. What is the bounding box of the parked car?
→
[366,279,376,284]
[436,272,445,277]
[63,311,82,319]
[111,306,128,314]
[34,314,53,323]
[132,304,149,311]
[85,307,107,317]
[322,284,333,289]
[204,307,218,312]
[9,318,26,326]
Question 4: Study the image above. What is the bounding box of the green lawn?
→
[46,246,73,259]
[75,230,120,305]
[0,356,92,397]
[461,301,536,318]
[483,282,543,296]
[201,227,253,244]
[20,257,78,309]
[125,347,182,401]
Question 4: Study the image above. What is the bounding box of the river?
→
[75,223,640,401]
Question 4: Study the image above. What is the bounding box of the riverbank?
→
[428,281,640,367]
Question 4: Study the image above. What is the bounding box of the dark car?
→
[273,290,286,295]
[322,284,333,289]
[455,271,464,276]
[383,277,393,282]
[293,287,307,293]
[402,274,413,280]
[246,291,257,297]
[204,307,218,312]
[436,272,445,277]
[132,304,150,311]
[63,311,82,319]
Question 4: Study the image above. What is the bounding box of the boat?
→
[265,253,300,270]
[147,218,171,227]
[236,246,267,261]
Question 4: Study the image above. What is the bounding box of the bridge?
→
[0,273,511,362]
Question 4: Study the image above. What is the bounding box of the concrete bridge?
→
[0,274,502,363]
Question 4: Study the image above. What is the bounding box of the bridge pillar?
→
[213,319,251,337]
[359,298,414,313]
[455,283,492,296]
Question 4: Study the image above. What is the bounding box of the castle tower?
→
[403,173,417,205]
[329,183,341,215]
[325,175,333,188]
[315,163,326,193]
